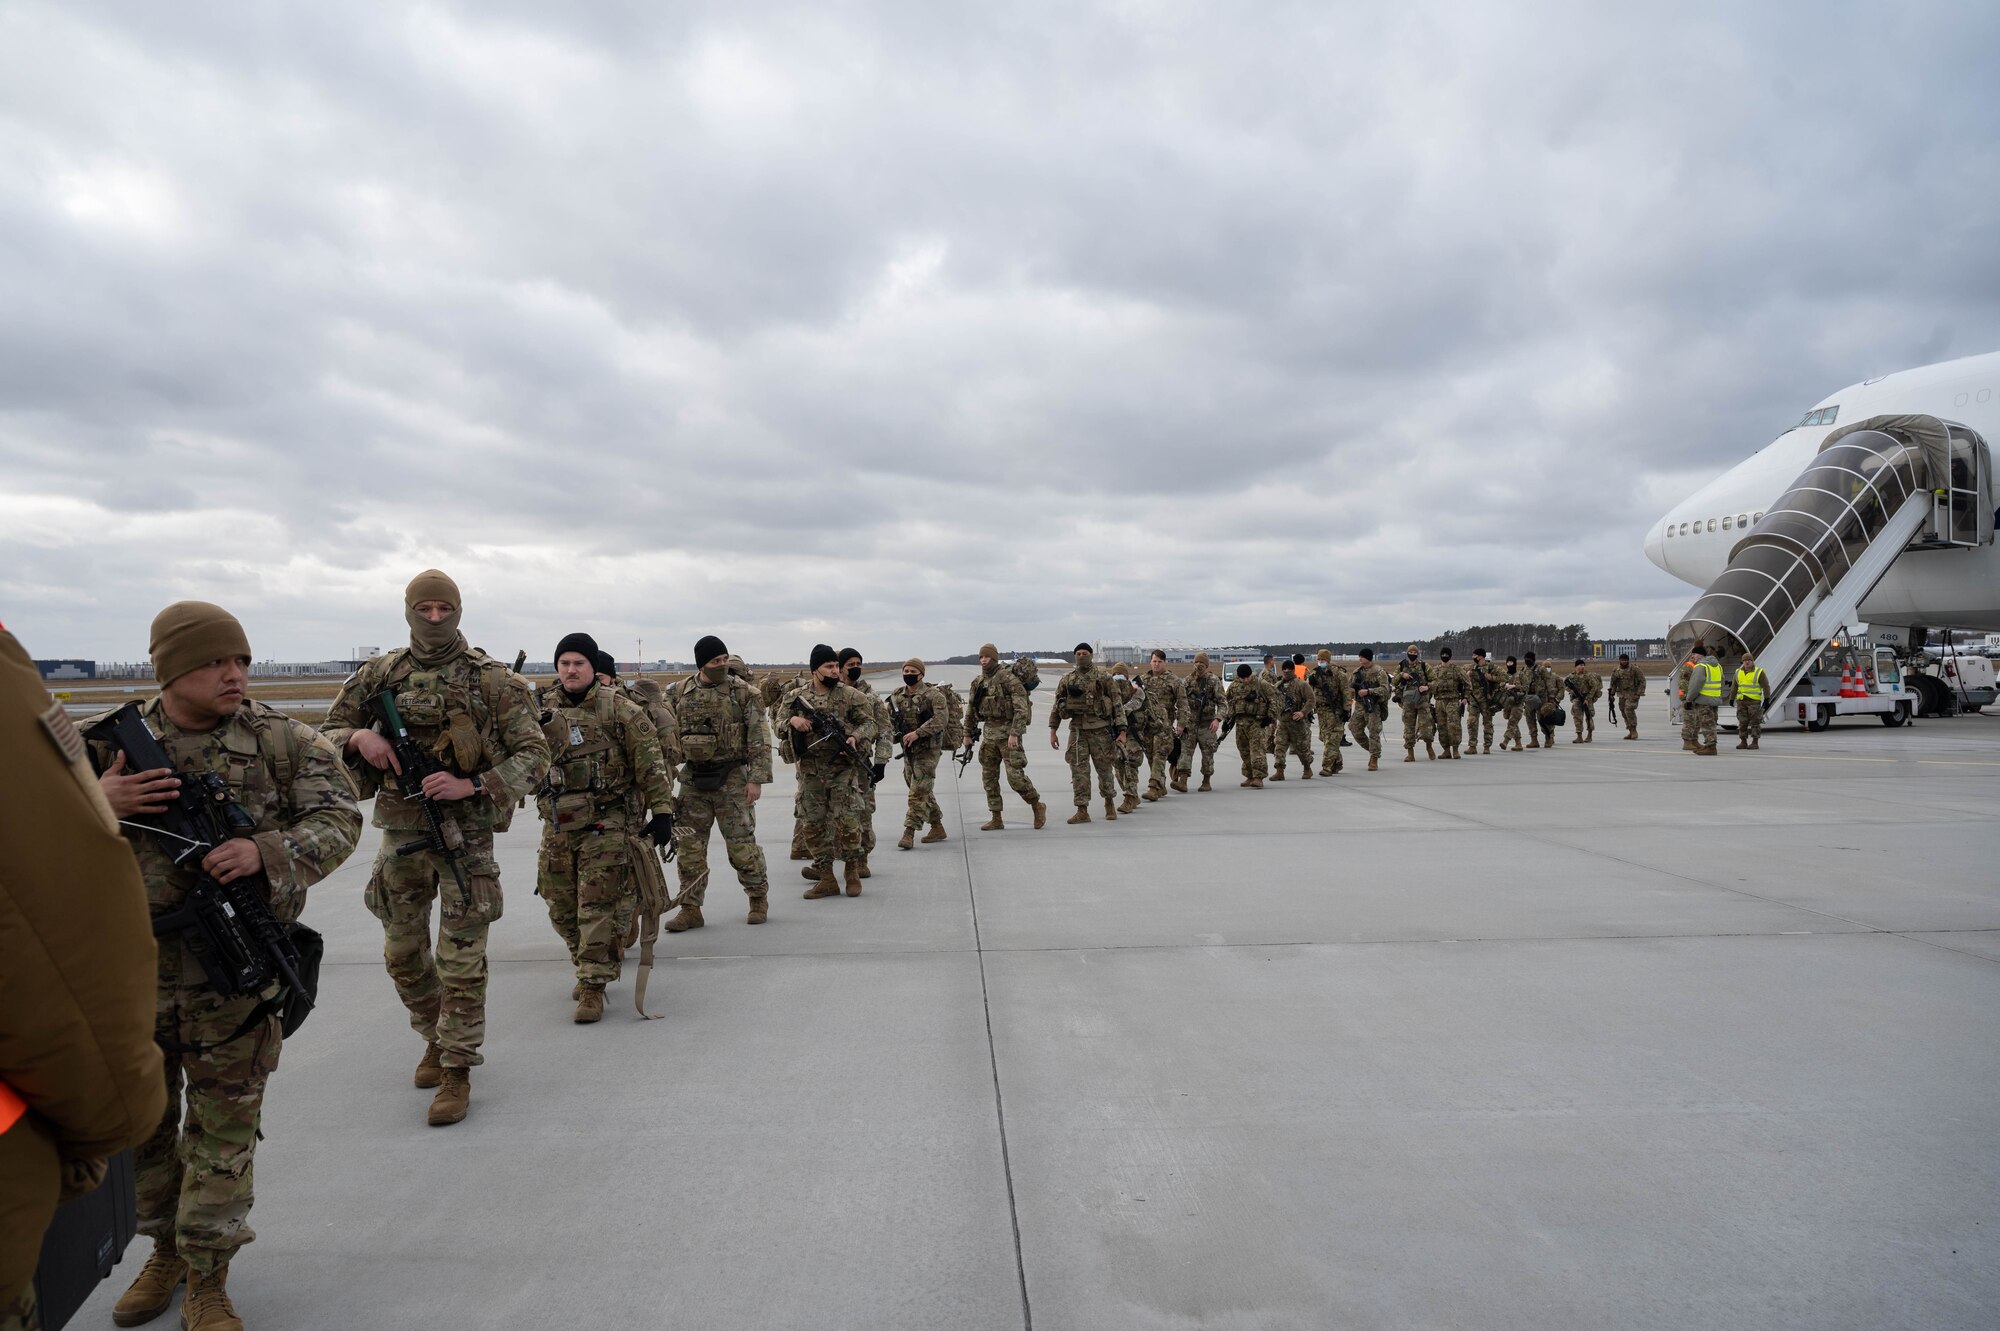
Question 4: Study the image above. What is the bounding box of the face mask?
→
[405,601,466,665]
[845,666,862,683]
[818,670,840,688]
[902,674,920,688]
[701,665,727,684]
[981,660,998,676]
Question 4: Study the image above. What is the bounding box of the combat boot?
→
[1483,741,1492,753]
[664,903,704,932]
[1403,750,1415,763]
[803,868,839,898]
[746,895,768,924]
[981,813,1004,831]
[1749,738,1760,750]
[1247,776,1264,788]
[1683,739,1696,751]
[573,985,605,1024]
[857,855,871,879]
[1142,783,1163,802]
[1118,792,1140,813]
[1032,801,1047,829]
[1068,806,1090,824]
[113,1239,184,1326]
[923,823,948,843]
[1301,766,1313,779]
[1171,773,1187,793]
[844,862,863,896]
[802,863,822,881]
[428,1068,470,1126]
[1735,738,1746,749]
[897,830,916,851]
[414,1042,444,1090]
[1198,776,1212,791]
[1426,740,1436,760]
[1103,797,1118,820]
[1269,768,1285,781]
[1527,736,1540,749]
[1367,756,1378,771]
[179,1267,241,1331]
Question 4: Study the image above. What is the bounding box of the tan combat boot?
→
[1142,783,1163,802]
[1425,740,1436,760]
[1483,741,1492,753]
[746,895,768,924]
[1403,750,1416,763]
[664,903,704,932]
[1269,767,1285,781]
[844,862,863,896]
[1103,797,1118,820]
[1367,756,1378,771]
[1301,766,1312,779]
[897,830,916,851]
[857,854,871,880]
[1171,773,1187,793]
[1067,806,1090,824]
[804,868,839,899]
[428,1068,470,1126]
[923,823,948,843]
[801,863,823,881]
[112,1239,184,1326]
[574,985,605,1024]
[179,1266,242,1331]
[413,1042,444,1090]
[1198,776,1211,791]
[1032,801,1047,829]
[981,814,1004,831]
[1247,775,1264,788]
[1118,792,1140,813]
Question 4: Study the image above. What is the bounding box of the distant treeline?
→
[1263,624,1602,660]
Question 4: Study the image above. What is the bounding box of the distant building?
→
[34,659,96,681]
[1094,639,1212,664]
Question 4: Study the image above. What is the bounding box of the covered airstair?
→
[1668,414,1994,706]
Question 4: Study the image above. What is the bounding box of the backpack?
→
[938,683,965,747]
[1010,656,1040,692]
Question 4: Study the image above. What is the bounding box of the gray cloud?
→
[3,0,1998,663]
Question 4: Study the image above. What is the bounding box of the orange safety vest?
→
[0,1079,25,1135]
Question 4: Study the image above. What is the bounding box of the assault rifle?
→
[511,649,527,674]
[85,703,317,1043]
[364,691,470,897]
[788,693,877,782]
[956,682,986,775]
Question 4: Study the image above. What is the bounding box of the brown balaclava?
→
[150,601,251,685]
[405,569,466,666]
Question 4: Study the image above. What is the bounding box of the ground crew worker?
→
[782,645,878,897]
[1466,648,1499,754]
[966,644,1045,830]
[1,626,167,1331]
[1174,653,1227,790]
[1732,652,1771,750]
[1348,649,1390,770]
[1307,650,1350,774]
[90,603,361,1328]
[1567,660,1602,743]
[1272,655,1315,779]
[1685,641,1724,755]
[1609,653,1646,739]
[533,633,675,1022]
[323,570,550,1128]
[1049,643,1121,823]
[1227,664,1275,787]
[889,659,950,849]
[1138,650,1185,801]
[1396,645,1436,762]
[665,635,774,929]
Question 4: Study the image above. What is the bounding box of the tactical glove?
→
[870,762,886,785]
[646,812,676,847]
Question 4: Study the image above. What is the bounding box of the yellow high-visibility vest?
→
[1735,668,1766,703]
[1694,661,1725,703]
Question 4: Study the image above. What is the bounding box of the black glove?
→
[645,812,675,847]
[870,762,886,785]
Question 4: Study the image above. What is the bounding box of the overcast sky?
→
[4,1,1997,665]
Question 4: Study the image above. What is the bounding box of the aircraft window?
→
[1753,511,1764,522]
[1795,406,1840,427]
[1722,516,1733,530]
[1707,518,1717,532]
[1680,522,1690,535]
[1738,513,1749,527]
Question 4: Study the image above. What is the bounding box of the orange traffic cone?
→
[1838,663,1867,698]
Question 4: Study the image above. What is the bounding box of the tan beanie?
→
[978,642,998,659]
[150,601,251,685]
[405,569,460,609]
[903,657,925,674]
[1193,651,1209,665]
[1317,648,1331,662]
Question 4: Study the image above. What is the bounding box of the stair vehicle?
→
[1788,642,1917,730]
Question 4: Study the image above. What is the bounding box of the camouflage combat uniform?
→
[533,681,674,987]
[324,646,549,1070]
[1272,672,1314,778]
[1732,664,1771,747]
[1109,666,1145,807]
[1609,662,1646,738]
[1431,659,1468,757]
[968,663,1041,819]
[1395,654,1435,760]
[1348,661,1391,765]
[87,699,360,1277]
[779,680,878,877]
[1523,659,1560,748]
[1049,657,1122,813]
[1465,658,1499,753]
[1132,667,1183,798]
[1567,668,1602,741]
[888,679,950,835]
[1175,667,1228,785]
[1308,661,1350,774]
[1498,665,1527,749]
[1227,673,1277,784]
[669,669,773,913]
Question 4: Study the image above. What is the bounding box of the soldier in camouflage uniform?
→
[837,649,891,877]
[966,644,1045,829]
[1521,651,1560,749]
[1431,648,1468,759]
[1308,650,1350,775]
[1226,664,1276,787]
[533,634,676,1022]
[665,635,774,930]
[1609,653,1646,739]
[1732,651,1771,750]
[323,570,550,1127]
[1135,650,1185,801]
[1466,649,1499,754]
[1566,660,1602,743]
[1396,645,1437,762]
[90,602,361,1330]
[1348,648,1391,771]
[1271,655,1315,780]
[1173,652,1227,791]
[889,658,950,850]
[1106,663,1146,814]
[1048,643,1122,823]
[1498,656,1527,750]
[781,645,879,898]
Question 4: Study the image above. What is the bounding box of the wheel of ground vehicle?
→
[1908,673,1943,717]
[1881,701,1910,727]
[1805,705,1831,732]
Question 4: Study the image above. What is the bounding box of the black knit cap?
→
[1358,647,1374,660]
[1073,642,1092,655]
[694,635,728,667]
[838,647,862,665]
[1236,663,1253,678]
[555,632,598,666]
[810,643,837,670]
[593,649,618,678]
[1291,653,1305,666]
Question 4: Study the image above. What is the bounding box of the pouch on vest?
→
[279,922,323,1037]
[553,790,599,831]
[686,759,737,792]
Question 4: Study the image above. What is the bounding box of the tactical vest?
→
[540,686,630,832]
[676,676,751,789]
[1187,674,1223,724]
[889,687,939,751]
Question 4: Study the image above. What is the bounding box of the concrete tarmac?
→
[79,670,2000,1329]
